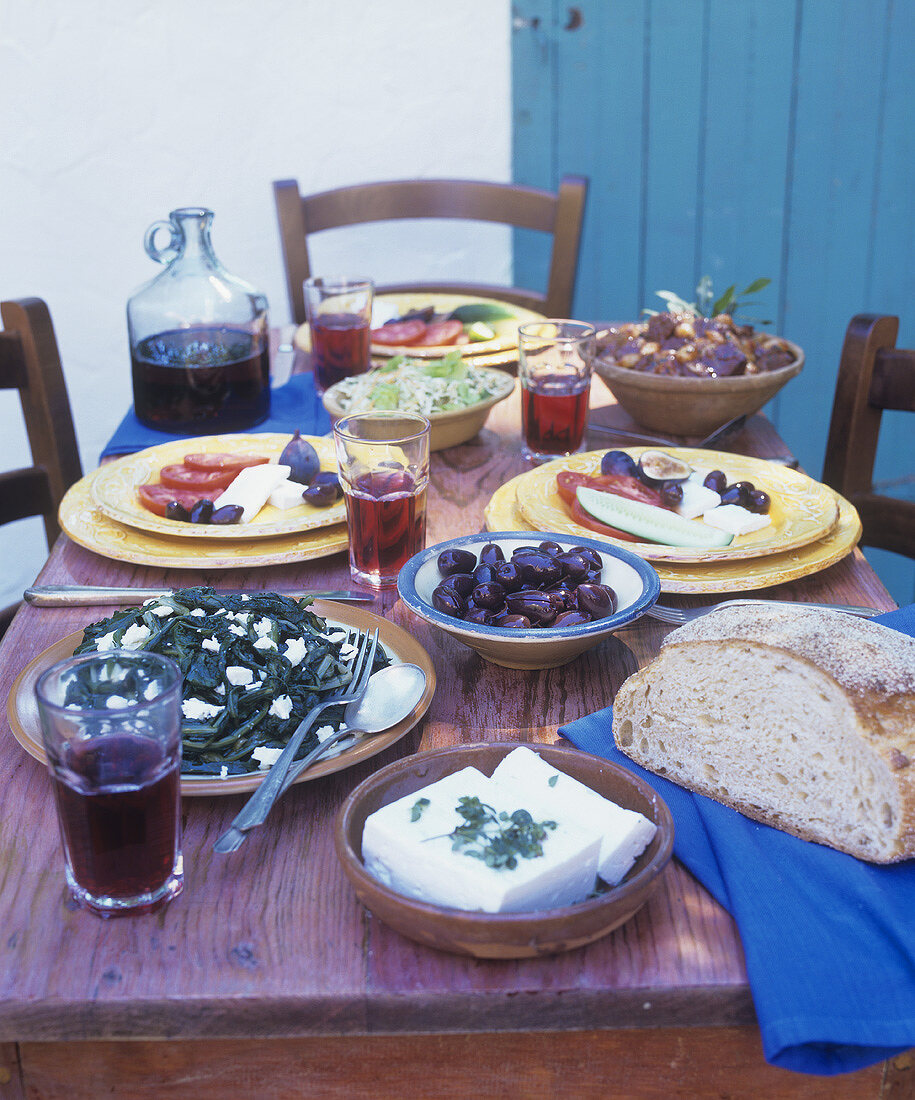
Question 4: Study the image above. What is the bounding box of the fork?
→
[213,627,379,853]
[645,599,882,626]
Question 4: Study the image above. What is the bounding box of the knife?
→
[23,585,375,607]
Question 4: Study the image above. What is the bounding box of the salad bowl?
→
[322,361,515,451]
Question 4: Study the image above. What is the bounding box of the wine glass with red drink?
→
[35,651,184,918]
[304,277,374,393]
[518,320,596,464]
[333,411,431,588]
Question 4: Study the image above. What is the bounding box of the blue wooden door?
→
[512,0,915,603]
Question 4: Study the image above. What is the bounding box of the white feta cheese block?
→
[491,746,657,886]
[362,766,601,913]
[268,478,307,510]
[675,478,721,520]
[702,503,772,536]
[213,464,292,523]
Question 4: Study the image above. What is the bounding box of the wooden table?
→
[0,379,910,1100]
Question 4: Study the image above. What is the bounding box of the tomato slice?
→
[568,497,641,542]
[556,470,664,509]
[137,484,205,518]
[183,453,270,474]
[411,320,464,347]
[370,320,428,346]
[159,464,237,492]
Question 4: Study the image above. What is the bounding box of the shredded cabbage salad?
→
[330,352,510,416]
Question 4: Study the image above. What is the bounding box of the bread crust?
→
[612,605,915,862]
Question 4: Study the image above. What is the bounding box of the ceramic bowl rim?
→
[397,530,661,643]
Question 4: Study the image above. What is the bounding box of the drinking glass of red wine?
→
[304,277,374,393]
[517,320,596,464]
[35,651,184,918]
[333,411,431,588]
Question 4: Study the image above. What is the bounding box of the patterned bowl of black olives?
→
[397,532,661,669]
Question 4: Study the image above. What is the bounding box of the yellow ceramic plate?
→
[514,448,840,564]
[484,474,861,594]
[7,602,436,797]
[295,292,546,362]
[60,474,348,568]
[89,433,345,540]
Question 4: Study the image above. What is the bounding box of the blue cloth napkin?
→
[560,603,915,1077]
[100,373,331,459]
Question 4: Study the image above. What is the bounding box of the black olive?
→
[506,590,556,624]
[495,613,532,630]
[746,489,771,514]
[478,542,505,565]
[554,550,591,581]
[165,500,191,522]
[310,471,343,498]
[464,607,494,626]
[600,450,638,477]
[720,484,746,506]
[576,583,618,620]
[472,562,500,586]
[538,540,564,555]
[432,585,465,617]
[545,582,578,611]
[471,581,507,611]
[437,548,477,576]
[553,610,591,627]
[703,469,728,494]
[660,481,684,507]
[570,545,603,570]
[302,481,338,507]
[493,560,525,592]
[210,504,244,525]
[190,498,214,524]
[512,550,562,587]
[440,573,476,599]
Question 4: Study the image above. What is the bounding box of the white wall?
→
[0,0,512,606]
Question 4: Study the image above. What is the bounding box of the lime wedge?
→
[466,321,497,343]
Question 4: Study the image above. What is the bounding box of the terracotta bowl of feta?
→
[334,741,674,959]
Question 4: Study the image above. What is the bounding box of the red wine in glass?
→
[311,312,371,392]
[521,376,591,460]
[50,734,181,914]
[343,468,427,587]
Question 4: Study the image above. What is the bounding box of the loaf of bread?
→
[612,605,915,862]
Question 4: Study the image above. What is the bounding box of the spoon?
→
[588,413,748,450]
[213,663,428,853]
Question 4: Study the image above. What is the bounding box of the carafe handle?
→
[144,218,182,264]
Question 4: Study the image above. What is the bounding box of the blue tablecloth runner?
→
[560,603,915,1077]
[100,373,331,460]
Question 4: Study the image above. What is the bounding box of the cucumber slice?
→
[449,303,517,324]
[576,486,734,548]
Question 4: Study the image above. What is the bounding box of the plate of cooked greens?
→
[8,588,436,796]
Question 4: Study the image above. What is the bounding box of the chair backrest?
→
[273,176,588,326]
[822,313,915,558]
[0,297,82,548]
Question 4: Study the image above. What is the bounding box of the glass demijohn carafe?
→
[127,207,270,433]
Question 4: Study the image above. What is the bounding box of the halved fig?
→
[637,449,692,485]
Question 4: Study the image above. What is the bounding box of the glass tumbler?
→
[304,277,374,393]
[518,320,596,463]
[35,650,184,918]
[334,411,431,588]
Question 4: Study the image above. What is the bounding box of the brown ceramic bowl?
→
[593,338,804,437]
[334,741,674,959]
[322,370,515,452]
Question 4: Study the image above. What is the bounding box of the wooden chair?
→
[273,175,589,325]
[822,313,915,558]
[0,298,82,634]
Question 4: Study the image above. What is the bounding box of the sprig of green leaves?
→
[647,276,772,324]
